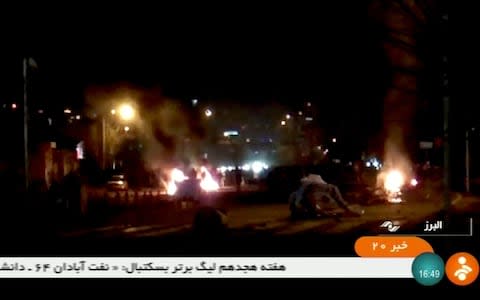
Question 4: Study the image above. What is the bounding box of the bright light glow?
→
[124,126,130,132]
[64,108,71,114]
[76,142,84,160]
[219,166,227,173]
[166,169,188,196]
[242,164,251,171]
[205,109,212,117]
[367,157,382,169]
[224,130,239,137]
[75,115,81,120]
[298,111,303,116]
[384,170,405,194]
[118,104,135,121]
[12,103,17,109]
[171,168,187,183]
[251,161,264,174]
[167,181,177,196]
[410,178,418,187]
[200,167,219,192]
[227,166,234,171]
[281,120,286,126]
[332,138,337,143]
[192,99,198,106]
[388,197,403,204]
[305,117,313,121]
[111,109,116,115]
[307,102,311,107]
[286,114,291,119]
[246,138,251,143]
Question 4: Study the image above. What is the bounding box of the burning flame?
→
[199,166,220,192]
[166,167,219,195]
[167,181,177,195]
[384,169,405,194]
[410,178,418,187]
[166,168,187,196]
[171,168,187,182]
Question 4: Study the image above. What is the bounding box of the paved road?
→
[86,185,261,207]
[59,191,477,239]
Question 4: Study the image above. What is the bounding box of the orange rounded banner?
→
[355,236,434,257]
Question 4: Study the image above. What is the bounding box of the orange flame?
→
[384,169,405,194]
[166,167,219,195]
[199,166,219,192]
[167,181,177,196]
[166,168,187,196]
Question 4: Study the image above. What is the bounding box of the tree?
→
[368,0,445,165]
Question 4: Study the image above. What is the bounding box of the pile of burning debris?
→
[372,168,418,204]
[163,167,220,196]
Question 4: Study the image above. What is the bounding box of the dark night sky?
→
[1,1,439,142]
[2,2,368,104]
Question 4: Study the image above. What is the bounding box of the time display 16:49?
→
[418,269,441,278]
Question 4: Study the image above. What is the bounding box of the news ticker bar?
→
[0,257,414,278]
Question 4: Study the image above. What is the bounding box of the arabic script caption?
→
[0,260,286,275]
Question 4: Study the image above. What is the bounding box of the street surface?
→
[60,189,478,240]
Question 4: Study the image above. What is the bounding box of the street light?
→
[281,120,286,126]
[118,104,135,121]
[102,103,137,169]
[332,138,337,143]
[205,108,213,117]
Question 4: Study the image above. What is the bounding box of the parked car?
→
[107,174,128,190]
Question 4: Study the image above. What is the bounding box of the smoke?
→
[84,84,206,172]
[368,0,428,188]
[141,99,205,170]
[377,82,417,188]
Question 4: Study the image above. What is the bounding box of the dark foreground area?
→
[1,190,479,290]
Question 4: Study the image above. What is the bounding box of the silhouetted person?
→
[353,160,365,185]
[235,167,242,192]
[62,171,82,217]
[177,168,201,203]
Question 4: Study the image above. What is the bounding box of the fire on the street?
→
[383,169,405,203]
[165,168,186,195]
[199,166,220,192]
[166,167,219,196]
[380,168,418,203]
[384,169,405,194]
